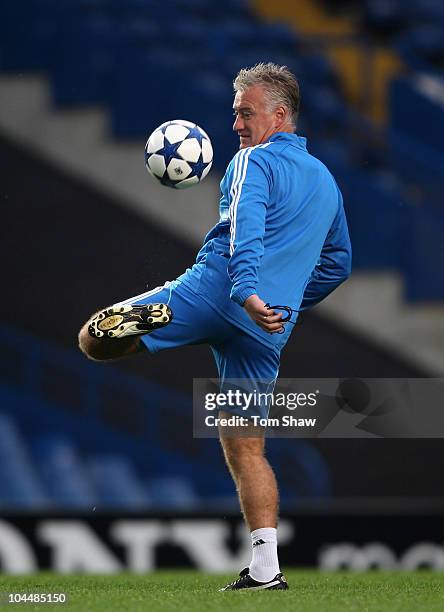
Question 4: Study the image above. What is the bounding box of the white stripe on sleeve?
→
[228,142,272,256]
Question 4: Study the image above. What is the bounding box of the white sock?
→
[249,527,280,582]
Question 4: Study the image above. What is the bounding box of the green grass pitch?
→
[0,570,443,611]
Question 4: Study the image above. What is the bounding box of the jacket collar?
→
[268,132,307,150]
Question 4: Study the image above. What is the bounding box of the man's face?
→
[233,85,281,149]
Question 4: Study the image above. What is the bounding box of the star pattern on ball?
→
[157,133,183,161]
[188,153,210,179]
[186,126,206,145]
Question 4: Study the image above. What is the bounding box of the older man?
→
[79,63,351,590]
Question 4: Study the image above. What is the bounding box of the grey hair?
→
[233,62,300,125]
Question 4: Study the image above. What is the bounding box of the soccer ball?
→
[144,119,213,189]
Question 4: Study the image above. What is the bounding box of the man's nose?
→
[233,115,244,131]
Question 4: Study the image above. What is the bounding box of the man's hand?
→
[243,295,284,334]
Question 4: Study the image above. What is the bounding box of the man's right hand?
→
[243,294,284,334]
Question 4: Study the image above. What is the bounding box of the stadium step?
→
[319,272,444,375]
[0,74,219,247]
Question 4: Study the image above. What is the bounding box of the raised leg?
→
[78,319,143,361]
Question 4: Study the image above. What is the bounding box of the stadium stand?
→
[0,0,443,510]
[1,0,441,300]
[0,324,335,510]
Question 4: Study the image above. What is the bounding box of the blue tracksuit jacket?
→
[177,131,352,351]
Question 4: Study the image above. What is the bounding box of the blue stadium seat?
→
[298,55,339,90]
[267,438,332,502]
[395,25,444,72]
[363,0,404,32]
[0,413,49,508]
[364,0,444,32]
[311,137,407,270]
[145,477,199,509]
[253,22,300,53]
[108,0,165,16]
[390,76,444,157]
[172,0,252,19]
[403,206,444,301]
[212,20,299,60]
[302,86,350,137]
[0,0,60,71]
[111,47,203,138]
[165,18,211,54]
[405,0,444,23]
[309,138,351,172]
[89,455,151,508]
[33,436,98,508]
[50,14,164,108]
[344,169,406,270]
[389,129,444,205]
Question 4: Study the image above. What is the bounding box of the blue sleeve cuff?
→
[230,286,257,306]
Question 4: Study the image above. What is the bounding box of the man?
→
[79,63,351,590]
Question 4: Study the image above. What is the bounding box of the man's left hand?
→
[243,295,284,334]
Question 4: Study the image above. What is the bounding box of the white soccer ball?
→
[144,119,213,189]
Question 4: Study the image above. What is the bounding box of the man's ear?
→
[275,106,286,128]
